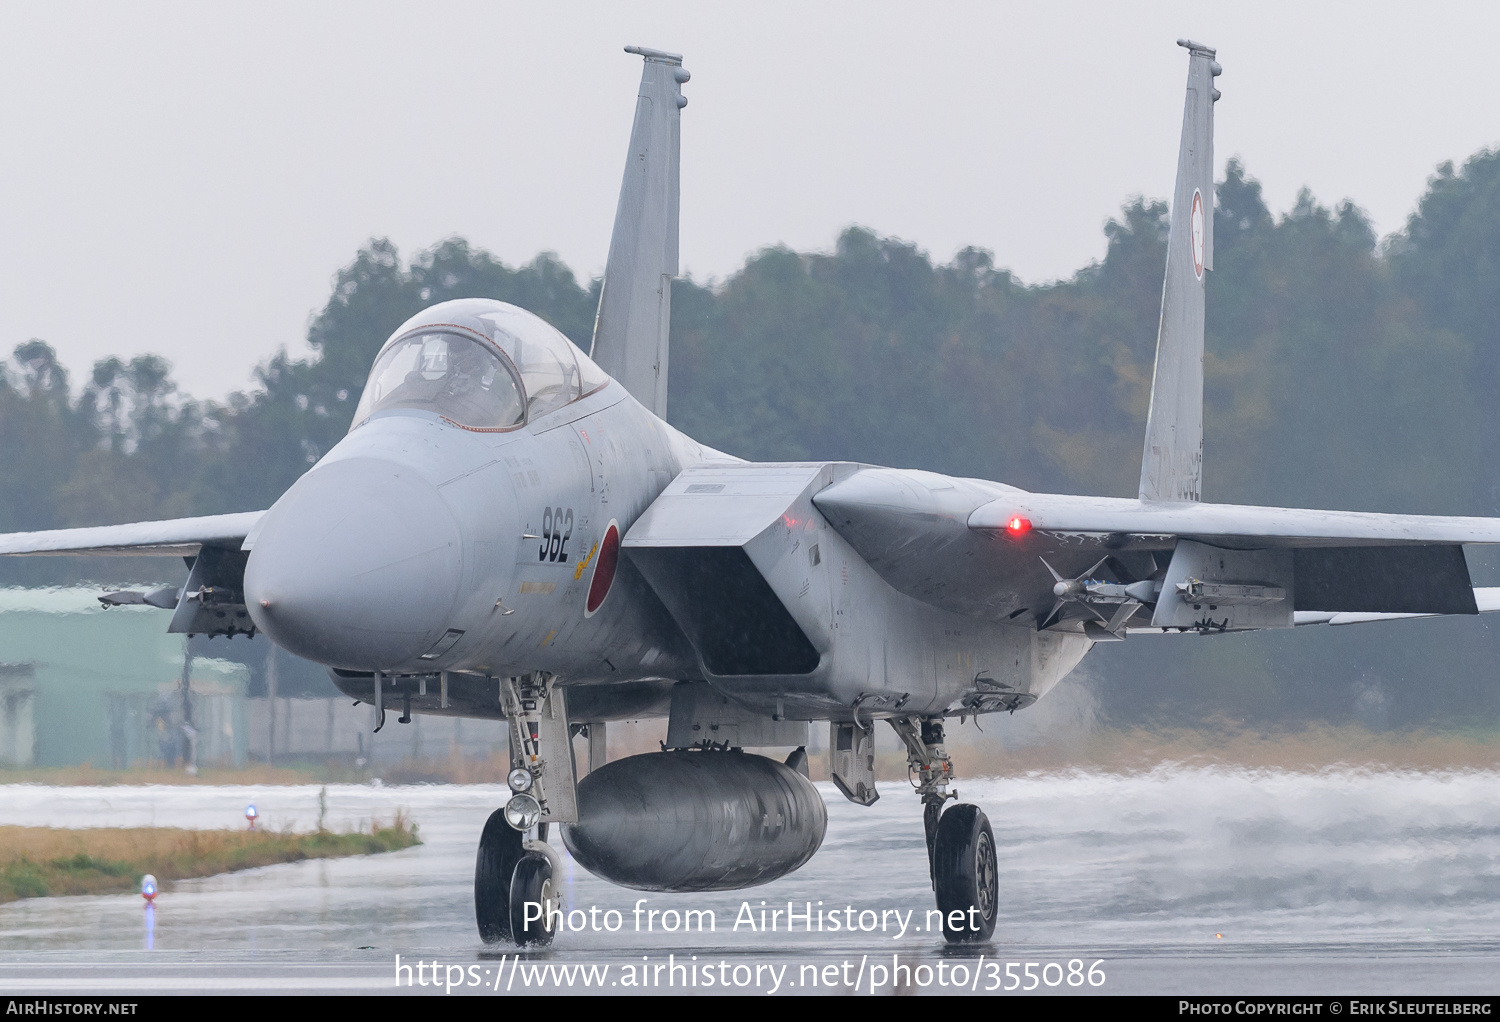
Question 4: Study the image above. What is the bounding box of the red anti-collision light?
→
[1006,516,1032,535]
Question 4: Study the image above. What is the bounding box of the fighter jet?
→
[4,41,1499,946]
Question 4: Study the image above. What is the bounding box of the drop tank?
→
[561,750,827,892]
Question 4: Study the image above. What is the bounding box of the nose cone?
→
[246,457,462,670]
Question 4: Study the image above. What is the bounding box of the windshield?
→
[350,330,524,431]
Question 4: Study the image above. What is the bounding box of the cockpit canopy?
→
[350,299,609,432]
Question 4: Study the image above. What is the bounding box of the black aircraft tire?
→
[475,808,525,944]
[932,803,999,943]
[509,854,557,948]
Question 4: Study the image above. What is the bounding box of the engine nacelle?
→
[560,750,827,892]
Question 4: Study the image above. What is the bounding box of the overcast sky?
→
[1,1,1497,400]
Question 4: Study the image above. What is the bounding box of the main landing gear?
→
[889,716,998,943]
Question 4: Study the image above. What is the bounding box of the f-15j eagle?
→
[5,41,1498,946]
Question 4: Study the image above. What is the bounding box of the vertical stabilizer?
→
[1138,40,1221,502]
[590,46,689,419]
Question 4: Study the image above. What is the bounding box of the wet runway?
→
[2,768,1499,994]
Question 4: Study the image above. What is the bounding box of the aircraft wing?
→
[0,511,264,557]
[966,493,1500,547]
[813,467,1500,627]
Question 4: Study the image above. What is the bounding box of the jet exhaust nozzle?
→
[561,750,827,892]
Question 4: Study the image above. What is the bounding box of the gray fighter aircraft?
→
[5,41,1500,946]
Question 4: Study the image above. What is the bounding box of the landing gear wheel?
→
[475,808,525,943]
[509,854,557,947]
[932,803,998,943]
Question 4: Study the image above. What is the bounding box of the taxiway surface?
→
[2,769,1497,995]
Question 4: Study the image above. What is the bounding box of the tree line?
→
[3,152,1498,727]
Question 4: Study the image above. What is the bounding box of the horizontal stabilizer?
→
[1295,587,1500,627]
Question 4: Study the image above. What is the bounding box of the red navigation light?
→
[1006,516,1032,536]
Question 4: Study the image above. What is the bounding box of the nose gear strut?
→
[476,672,576,947]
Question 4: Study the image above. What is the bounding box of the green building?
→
[0,587,249,768]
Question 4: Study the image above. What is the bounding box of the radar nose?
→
[245,457,463,670]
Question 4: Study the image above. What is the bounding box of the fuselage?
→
[242,299,1091,726]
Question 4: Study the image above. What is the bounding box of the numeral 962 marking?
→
[539,507,574,563]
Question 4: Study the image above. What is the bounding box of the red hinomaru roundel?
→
[1190,188,1205,279]
[585,520,621,617]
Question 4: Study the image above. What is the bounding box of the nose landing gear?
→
[475,811,558,946]
[475,673,575,947]
[889,716,998,943]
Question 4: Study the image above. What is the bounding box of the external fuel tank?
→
[560,750,827,892]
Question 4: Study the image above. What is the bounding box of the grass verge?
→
[0,815,419,904]
[0,764,340,786]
